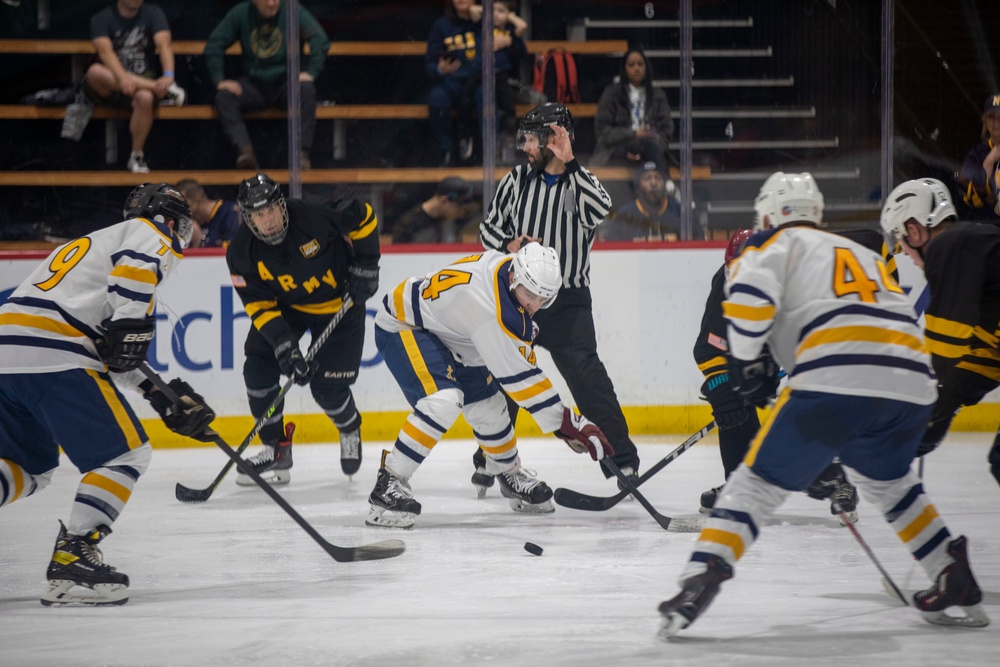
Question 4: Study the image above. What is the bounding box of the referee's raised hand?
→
[546,123,575,163]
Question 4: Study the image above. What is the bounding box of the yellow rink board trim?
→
[139,402,1000,449]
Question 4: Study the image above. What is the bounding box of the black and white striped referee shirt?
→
[480,160,613,288]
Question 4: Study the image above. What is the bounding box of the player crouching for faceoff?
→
[882,178,1000,488]
[0,183,215,606]
[367,243,614,528]
[659,173,989,639]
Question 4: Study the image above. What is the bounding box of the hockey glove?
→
[146,378,216,441]
[728,354,780,408]
[274,336,315,386]
[700,373,751,429]
[555,407,615,461]
[347,263,379,303]
[917,389,964,457]
[96,316,155,372]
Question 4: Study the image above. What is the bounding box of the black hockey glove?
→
[274,336,315,386]
[700,373,751,429]
[145,378,216,441]
[96,316,155,372]
[555,407,615,461]
[917,388,964,457]
[728,354,780,408]
[347,263,379,303]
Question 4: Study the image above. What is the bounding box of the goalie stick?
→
[601,458,705,533]
[554,420,716,512]
[174,297,354,503]
[140,365,405,563]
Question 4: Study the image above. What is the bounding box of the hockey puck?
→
[523,541,543,556]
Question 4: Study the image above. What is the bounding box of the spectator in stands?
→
[204,0,330,171]
[426,0,482,166]
[459,1,528,161]
[387,176,475,243]
[76,0,185,173]
[592,49,673,168]
[176,179,241,248]
[601,161,682,241]
[957,93,1000,223]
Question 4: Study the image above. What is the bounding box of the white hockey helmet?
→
[753,172,824,230]
[880,178,957,243]
[510,243,562,309]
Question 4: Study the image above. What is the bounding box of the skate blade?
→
[365,506,416,529]
[508,498,555,514]
[921,604,990,628]
[41,580,128,607]
[235,469,291,487]
[657,612,690,641]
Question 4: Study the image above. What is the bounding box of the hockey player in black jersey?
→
[227,173,380,484]
[882,177,1000,489]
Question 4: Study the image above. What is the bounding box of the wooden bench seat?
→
[0,166,711,187]
[0,39,628,57]
[0,103,598,121]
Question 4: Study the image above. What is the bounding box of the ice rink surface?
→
[2,433,998,666]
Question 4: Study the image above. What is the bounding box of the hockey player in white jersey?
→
[367,243,614,528]
[0,183,215,606]
[659,172,988,638]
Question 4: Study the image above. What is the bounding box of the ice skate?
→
[236,423,294,487]
[366,450,421,529]
[700,484,724,514]
[914,536,990,628]
[830,480,859,525]
[471,448,495,498]
[657,554,733,640]
[40,522,129,607]
[616,466,640,493]
[497,466,554,514]
[340,427,362,478]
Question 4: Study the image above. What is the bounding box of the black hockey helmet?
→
[238,173,288,245]
[124,182,194,248]
[517,102,575,150]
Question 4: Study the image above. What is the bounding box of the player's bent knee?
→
[463,393,510,434]
[845,466,920,514]
[102,443,153,477]
[414,388,464,429]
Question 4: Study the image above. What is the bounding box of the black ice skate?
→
[658,554,734,640]
[366,450,422,529]
[914,535,990,628]
[497,466,554,513]
[41,522,129,607]
[615,466,640,493]
[340,427,362,478]
[700,484,724,514]
[236,422,294,487]
[830,480,859,526]
[471,448,495,498]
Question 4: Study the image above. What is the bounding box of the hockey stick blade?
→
[142,368,405,563]
[839,511,908,607]
[555,421,716,512]
[602,458,678,531]
[172,298,354,503]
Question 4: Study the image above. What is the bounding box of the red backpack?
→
[532,48,581,104]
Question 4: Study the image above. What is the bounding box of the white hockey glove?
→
[555,407,615,461]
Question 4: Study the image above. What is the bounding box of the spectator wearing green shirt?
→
[204,0,330,170]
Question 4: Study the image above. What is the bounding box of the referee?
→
[479,102,640,482]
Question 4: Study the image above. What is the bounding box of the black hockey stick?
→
[174,297,354,503]
[554,420,716,512]
[140,365,404,562]
[601,458,704,533]
[837,509,908,606]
